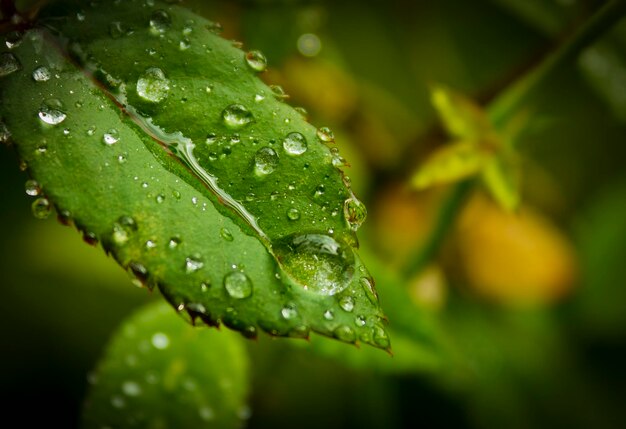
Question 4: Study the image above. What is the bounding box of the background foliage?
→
[1,0,626,428]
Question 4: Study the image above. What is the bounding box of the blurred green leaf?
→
[0,0,389,348]
[481,154,521,211]
[82,302,250,429]
[430,84,492,140]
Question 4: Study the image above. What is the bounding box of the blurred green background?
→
[2,0,626,427]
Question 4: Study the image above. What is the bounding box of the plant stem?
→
[488,0,626,131]
[402,0,626,280]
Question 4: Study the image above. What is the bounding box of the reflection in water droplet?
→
[0,52,21,77]
[222,104,253,129]
[32,66,51,82]
[103,128,120,145]
[316,126,335,142]
[254,146,279,175]
[245,50,267,72]
[282,132,307,155]
[38,99,66,125]
[334,325,356,342]
[31,197,51,219]
[151,332,170,349]
[273,234,355,296]
[136,67,170,103]
[25,179,41,196]
[224,271,253,299]
[339,296,355,312]
[344,196,367,231]
[149,9,171,34]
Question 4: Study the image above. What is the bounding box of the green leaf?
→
[430,84,492,140]
[481,154,521,212]
[0,0,388,349]
[411,140,492,189]
[82,301,250,429]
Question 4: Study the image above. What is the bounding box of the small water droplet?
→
[5,31,23,49]
[145,239,157,249]
[270,84,288,100]
[149,9,171,34]
[372,324,390,349]
[38,99,66,125]
[360,277,379,304]
[168,236,181,248]
[334,325,356,342]
[254,147,279,175]
[103,128,120,145]
[222,104,253,129]
[314,184,325,197]
[224,271,253,299]
[31,197,51,219]
[220,227,234,241]
[179,38,191,50]
[245,50,267,72]
[355,315,367,327]
[205,133,217,144]
[86,125,97,136]
[155,194,165,203]
[282,132,307,155]
[32,66,51,82]
[25,179,41,196]
[281,303,297,320]
[136,67,170,103]
[254,93,265,103]
[185,255,204,273]
[344,196,367,231]
[317,126,335,142]
[339,296,355,312]
[122,381,142,397]
[151,332,170,349]
[286,208,300,221]
[206,20,223,34]
[294,106,309,120]
[0,52,21,77]
[323,309,334,320]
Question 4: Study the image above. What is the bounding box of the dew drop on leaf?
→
[222,104,254,129]
[339,295,355,312]
[254,146,278,175]
[334,325,356,342]
[280,303,297,320]
[31,197,51,219]
[323,309,334,320]
[136,67,170,103]
[25,179,41,196]
[149,9,171,34]
[185,255,204,273]
[282,132,307,156]
[220,227,234,241]
[245,50,267,72]
[355,315,367,327]
[38,99,67,125]
[316,126,335,142]
[372,324,390,349]
[286,208,300,221]
[224,271,253,299]
[0,52,21,77]
[103,128,120,145]
[344,196,367,231]
[32,66,51,82]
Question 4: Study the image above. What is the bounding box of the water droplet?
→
[294,106,309,120]
[5,31,23,49]
[270,84,288,100]
[282,132,307,155]
[168,236,181,248]
[330,147,347,167]
[222,104,253,129]
[274,234,355,296]
[136,67,170,103]
[206,20,223,34]
[339,296,355,312]
[344,196,367,231]
[0,52,21,77]
[286,208,300,221]
[220,227,234,241]
[155,194,165,204]
[334,325,356,342]
[224,271,253,299]
[122,381,142,397]
[314,184,325,197]
[38,99,66,125]
[245,50,267,72]
[32,66,51,82]
[129,262,149,287]
[145,239,157,249]
[149,9,171,34]
[316,126,335,142]
[31,197,51,219]
[206,133,217,144]
[372,324,390,349]
[179,38,191,50]
[25,179,41,196]
[355,315,367,327]
[109,21,127,39]
[281,303,297,320]
[360,277,379,304]
[86,125,97,136]
[185,255,204,273]
[103,128,120,145]
[254,93,265,103]
[323,309,334,320]
[151,332,170,349]
[254,146,279,175]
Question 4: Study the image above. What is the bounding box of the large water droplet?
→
[254,146,279,175]
[25,179,41,196]
[136,67,170,103]
[245,50,267,72]
[0,52,21,77]
[282,132,307,156]
[316,126,335,142]
[103,128,120,145]
[38,99,66,125]
[273,234,355,296]
[32,66,51,82]
[31,197,51,219]
[149,9,171,34]
[344,196,367,231]
[224,271,253,299]
[222,104,253,129]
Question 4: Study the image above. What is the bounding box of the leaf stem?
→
[401,0,626,280]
